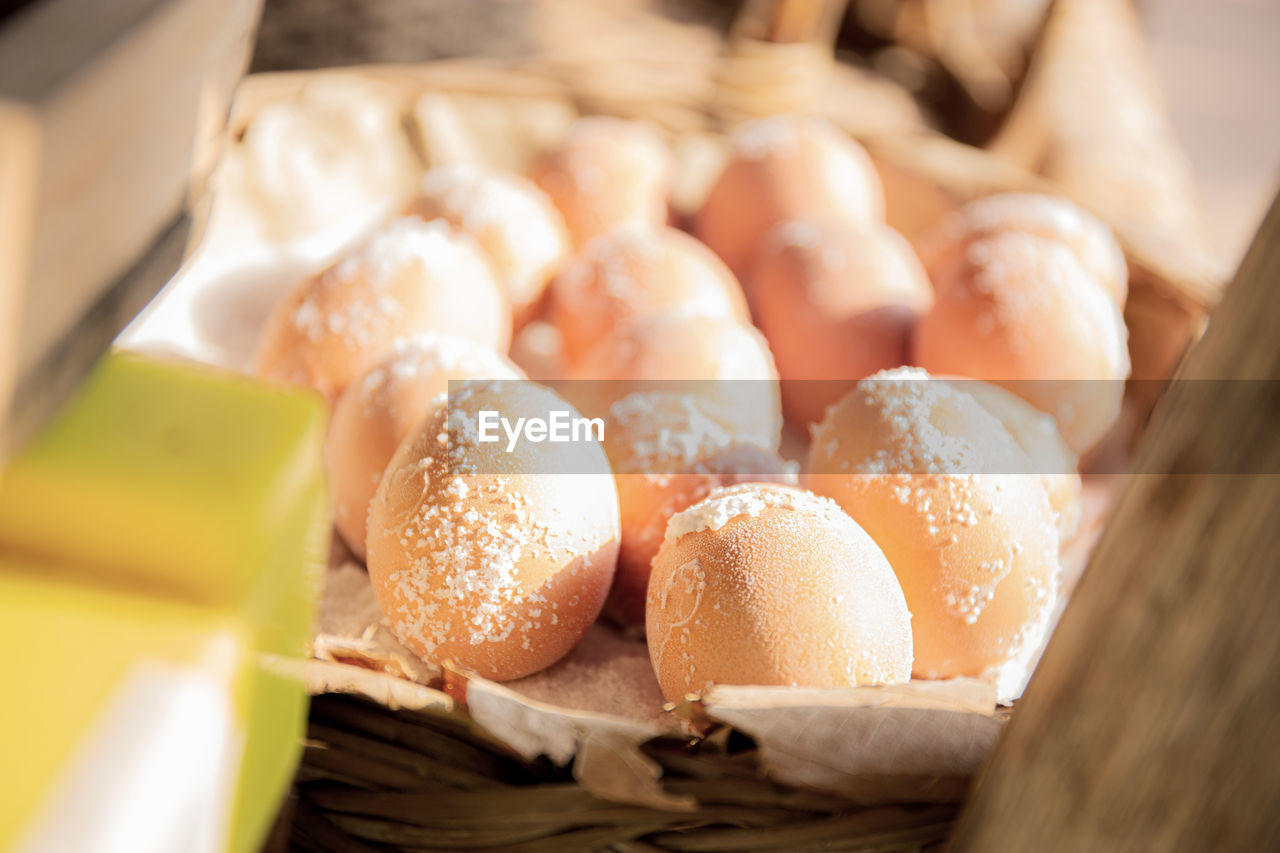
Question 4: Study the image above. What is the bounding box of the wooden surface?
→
[950,192,1280,850]
[0,0,261,457]
[0,101,37,458]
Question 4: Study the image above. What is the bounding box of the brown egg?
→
[549,225,749,366]
[807,369,1060,689]
[602,392,795,630]
[647,483,912,702]
[564,313,783,450]
[694,115,884,277]
[326,333,524,560]
[913,232,1130,453]
[507,319,565,382]
[920,192,1128,306]
[875,153,957,246]
[366,380,619,681]
[948,377,1082,541]
[255,217,511,400]
[751,220,933,427]
[407,164,569,320]
[532,116,672,247]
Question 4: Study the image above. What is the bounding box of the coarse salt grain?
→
[330,216,489,292]
[665,484,844,543]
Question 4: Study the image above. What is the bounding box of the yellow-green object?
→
[0,351,327,608]
[0,351,330,853]
[0,563,250,851]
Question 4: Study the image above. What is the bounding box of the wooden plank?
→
[0,100,38,455]
[0,0,261,456]
[950,192,1280,850]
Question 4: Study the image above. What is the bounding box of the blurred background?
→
[1143,0,1279,265]
[251,0,1280,269]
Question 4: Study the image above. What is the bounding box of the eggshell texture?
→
[366,381,620,681]
[807,367,1032,477]
[806,369,1060,681]
[602,393,794,630]
[255,217,511,400]
[751,220,933,427]
[532,116,672,247]
[920,192,1128,306]
[549,225,749,366]
[601,391,764,471]
[407,164,569,318]
[326,333,524,559]
[912,232,1130,453]
[507,319,565,381]
[694,115,884,277]
[949,378,1082,541]
[565,314,783,449]
[647,483,912,702]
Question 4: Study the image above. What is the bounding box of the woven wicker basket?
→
[218,2,1227,850]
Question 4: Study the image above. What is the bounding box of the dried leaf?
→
[574,730,697,813]
[703,679,997,715]
[263,656,453,714]
[465,676,663,767]
[701,680,1002,803]
[312,631,416,680]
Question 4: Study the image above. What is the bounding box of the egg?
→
[751,219,933,427]
[948,377,1082,541]
[693,115,884,277]
[255,217,511,400]
[507,319,565,381]
[326,333,524,559]
[806,369,1060,689]
[602,392,794,630]
[549,225,749,366]
[366,380,619,681]
[564,313,783,450]
[920,192,1128,306]
[647,483,912,702]
[406,163,569,321]
[912,231,1130,453]
[532,116,672,247]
